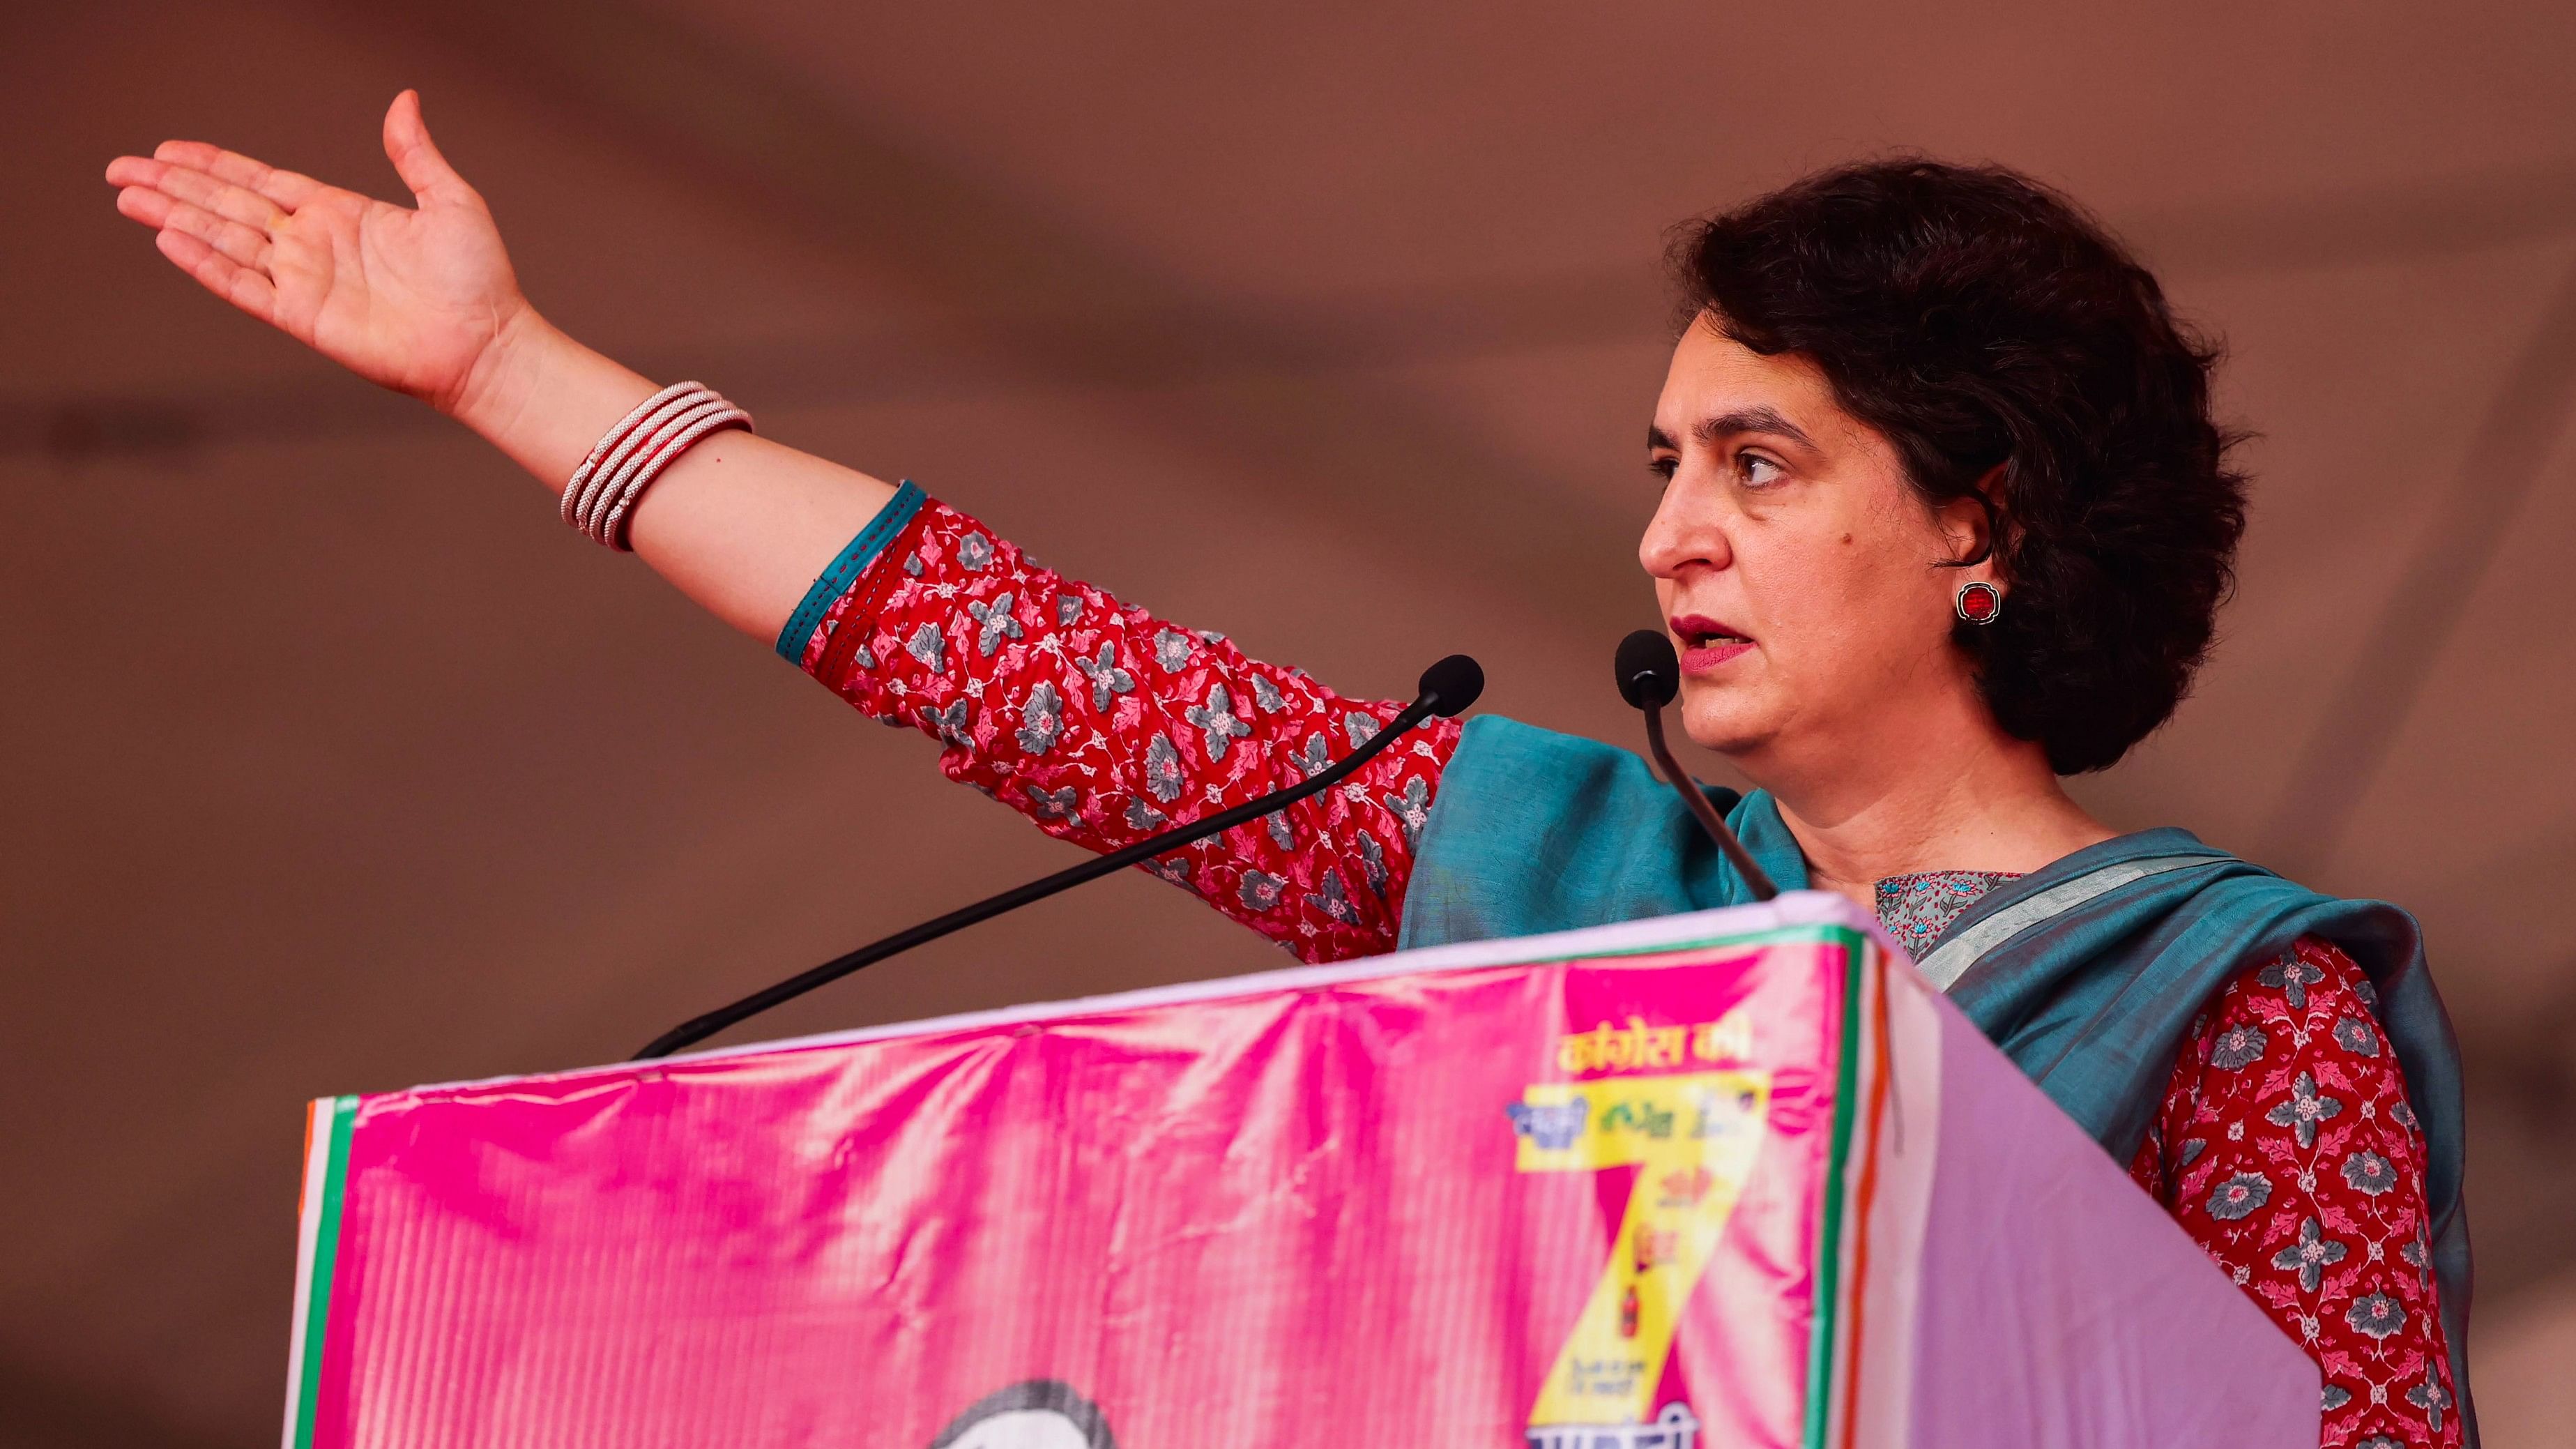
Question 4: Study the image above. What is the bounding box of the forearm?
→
[451,311,898,642]
[798,492,1461,962]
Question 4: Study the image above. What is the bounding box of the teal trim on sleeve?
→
[774,480,927,663]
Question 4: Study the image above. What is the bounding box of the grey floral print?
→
[1152,628,1196,673]
[2400,1220,2432,1288]
[1305,870,1359,925]
[1251,674,1286,713]
[955,531,994,570]
[1292,732,1332,781]
[1237,871,1286,913]
[2259,951,2326,1010]
[1343,711,1381,750]
[922,698,973,748]
[1025,783,1081,821]
[1184,684,1253,761]
[968,591,1023,657]
[2264,1070,2344,1148]
[1016,682,1064,755]
[2406,1363,2451,1432]
[1076,643,1135,711]
[2207,1171,2271,1220]
[907,621,946,672]
[2342,1151,2397,1196]
[1380,775,1431,849]
[1143,734,1184,803]
[1124,798,1167,832]
[2332,1015,2381,1056]
[2271,1217,2349,1292]
[2209,1022,2267,1070]
[1356,830,1388,895]
[1265,810,1296,852]
[1055,593,1084,627]
[2346,1292,2405,1340]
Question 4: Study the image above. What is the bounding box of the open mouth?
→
[1670,615,1752,654]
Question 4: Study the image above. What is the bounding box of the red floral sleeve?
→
[793,496,1461,962]
[2129,936,2460,1449]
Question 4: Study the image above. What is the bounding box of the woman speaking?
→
[107,91,2471,1447]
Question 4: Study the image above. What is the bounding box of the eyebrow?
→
[1646,407,1816,453]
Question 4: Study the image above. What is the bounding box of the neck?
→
[1737,702,2115,918]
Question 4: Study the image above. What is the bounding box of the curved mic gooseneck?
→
[634,654,1486,1060]
[1614,629,1778,902]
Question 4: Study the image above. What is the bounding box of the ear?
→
[1936,464,2008,575]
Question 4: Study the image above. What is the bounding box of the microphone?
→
[634,654,1486,1059]
[1614,630,1778,901]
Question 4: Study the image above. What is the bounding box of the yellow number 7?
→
[1508,1070,1773,1432]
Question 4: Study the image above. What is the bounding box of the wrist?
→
[445,304,558,439]
[446,311,662,491]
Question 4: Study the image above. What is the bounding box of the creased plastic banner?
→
[282,897,2317,1449]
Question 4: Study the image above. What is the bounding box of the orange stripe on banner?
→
[1836,955,1892,1449]
[298,1101,315,1214]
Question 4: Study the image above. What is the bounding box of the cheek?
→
[1748,526,1946,678]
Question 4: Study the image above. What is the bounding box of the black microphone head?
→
[1417,653,1486,717]
[1615,629,1680,710]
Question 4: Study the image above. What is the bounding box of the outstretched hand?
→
[105,90,530,416]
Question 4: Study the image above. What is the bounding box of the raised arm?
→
[104,90,894,642]
[107,91,1462,962]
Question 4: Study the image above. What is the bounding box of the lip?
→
[1669,614,1755,672]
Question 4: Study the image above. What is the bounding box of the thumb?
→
[383,89,475,208]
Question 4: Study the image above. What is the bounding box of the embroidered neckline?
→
[1873,870,2023,964]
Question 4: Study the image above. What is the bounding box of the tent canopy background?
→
[6,1,2575,1444]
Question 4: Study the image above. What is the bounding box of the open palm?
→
[105,91,526,414]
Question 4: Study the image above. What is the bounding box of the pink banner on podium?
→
[282,896,2315,1448]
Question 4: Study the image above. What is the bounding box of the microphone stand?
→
[1636,695,1779,900]
[1615,629,1778,901]
[634,655,1483,1060]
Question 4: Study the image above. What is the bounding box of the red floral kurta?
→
[798,494,2457,1448]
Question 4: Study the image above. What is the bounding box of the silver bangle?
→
[561,382,699,529]
[561,384,754,549]
[570,387,717,536]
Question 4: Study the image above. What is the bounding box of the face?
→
[1641,316,1990,768]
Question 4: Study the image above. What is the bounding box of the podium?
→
[281,894,2316,1448]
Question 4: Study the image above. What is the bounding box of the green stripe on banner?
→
[292,1096,357,1449]
[1801,939,1869,1449]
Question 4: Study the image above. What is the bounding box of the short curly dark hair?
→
[1672,160,2247,773]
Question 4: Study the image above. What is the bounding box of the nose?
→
[1638,479,1730,582]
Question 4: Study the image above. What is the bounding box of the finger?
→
[382,89,476,208]
[151,139,322,212]
[149,194,274,272]
[115,157,287,233]
[105,154,164,188]
[114,182,176,229]
[156,227,277,322]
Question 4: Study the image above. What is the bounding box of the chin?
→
[1677,688,1776,759]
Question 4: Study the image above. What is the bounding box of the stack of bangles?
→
[559,382,755,550]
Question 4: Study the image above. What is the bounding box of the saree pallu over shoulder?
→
[1405,715,2475,1434]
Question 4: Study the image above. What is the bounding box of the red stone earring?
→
[1954,580,2003,625]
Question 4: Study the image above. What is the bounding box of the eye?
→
[1737,452,1785,487]
[1647,454,1679,483]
